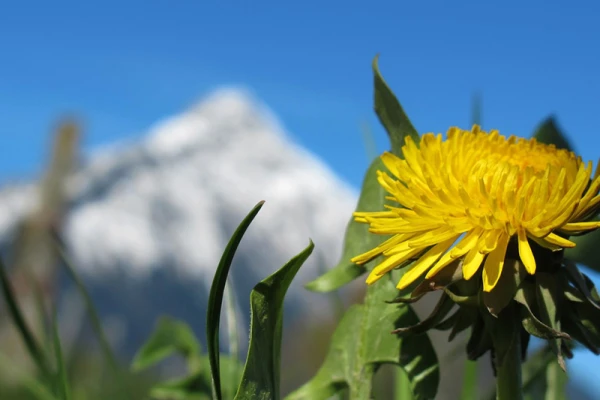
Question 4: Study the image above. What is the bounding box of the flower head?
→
[352,125,600,292]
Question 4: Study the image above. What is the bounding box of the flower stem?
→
[493,306,523,400]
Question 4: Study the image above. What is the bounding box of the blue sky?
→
[1,0,599,393]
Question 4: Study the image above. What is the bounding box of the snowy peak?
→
[144,88,281,159]
[0,87,358,352]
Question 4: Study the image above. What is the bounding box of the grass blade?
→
[51,313,71,400]
[0,256,52,383]
[51,233,131,400]
[207,200,265,400]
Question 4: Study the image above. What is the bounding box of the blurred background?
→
[0,1,599,398]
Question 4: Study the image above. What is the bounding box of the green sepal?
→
[466,315,492,361]
[483,258,526,316]
[563,261,600,309]
[449,308,478,342]
[392,293,455,336]
[514,284,570,341]
[411,259,464,297]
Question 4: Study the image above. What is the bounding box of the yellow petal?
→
[482,233,510,292]
[396,236,459,289]
[365,247,424,285]
[517,228,536,274]
[462,246,485,280]
[560,221,600,233]
[381,152,401,178]
[543,232,576,248]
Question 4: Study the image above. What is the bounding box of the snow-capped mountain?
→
[0,88,358,354]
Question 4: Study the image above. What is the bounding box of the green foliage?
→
[132,317,201,372]
[287,275,439,400]
[234,241,314,400]
[206,201,265,400]
[50,315,71,400]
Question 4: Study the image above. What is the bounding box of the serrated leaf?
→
[305,158,386,292]
[287,276,439,400]
[532,116,572,151]
[372,54,420,153]
[234,241,314,400]
[132,317,201,372]
[207,201,265,400]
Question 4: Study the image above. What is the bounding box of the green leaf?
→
[307,56,420,293]
[51,314,71,400]
[0,256,52,383]
[305,158,386,292]
[566,232,600,276]
[372,54,420,154]
[287,276,439,400]
[132,317,201,372]
[532,116,572,151]
[234,241,314,400]
[207,201,265,400]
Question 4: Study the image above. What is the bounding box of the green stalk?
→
[395,367,412,400]
[493,307,523,400]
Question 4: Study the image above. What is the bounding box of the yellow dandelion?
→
[352,125,600,292]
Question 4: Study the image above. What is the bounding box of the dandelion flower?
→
[352,125,600,292]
